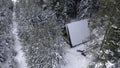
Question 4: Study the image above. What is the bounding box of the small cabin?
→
[66,19,90,47]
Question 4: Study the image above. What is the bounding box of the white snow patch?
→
[106,61,114,68]
[12,0,28,68]
[95,63,103,68]
[12,20,28,68]
[62,45,92,68]
[12,0,17,2]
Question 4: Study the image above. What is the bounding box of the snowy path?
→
[12,0,28,68]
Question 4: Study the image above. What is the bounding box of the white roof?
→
[66,19,90,47]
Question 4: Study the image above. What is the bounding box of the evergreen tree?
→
[89,0,120,67]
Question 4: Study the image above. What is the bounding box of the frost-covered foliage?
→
[14,0,101,68]
[16,0,67,68]
[88,0,120,68]
[0,0,109,68]
[76,0,99,19]
[0,0,17,68]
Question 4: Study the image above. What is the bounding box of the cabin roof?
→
[66,19,90,47]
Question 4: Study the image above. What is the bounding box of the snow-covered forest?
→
[0,0,120,68]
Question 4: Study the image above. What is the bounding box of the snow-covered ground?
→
[62,44,93,68]
[62,20,93,68]
[12,0,17,2]
[12,0,28,68]
[12,21,28,68]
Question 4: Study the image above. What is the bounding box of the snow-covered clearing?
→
[62,44,93,68]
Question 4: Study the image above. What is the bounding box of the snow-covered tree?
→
[88,0,120,67]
